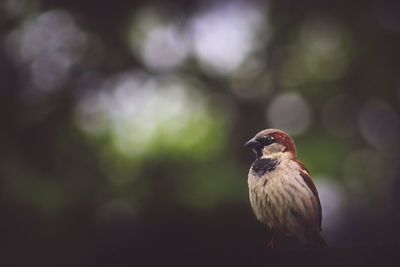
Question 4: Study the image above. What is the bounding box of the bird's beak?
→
[244,137,258,148]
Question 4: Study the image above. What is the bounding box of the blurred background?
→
[1,0,400,266]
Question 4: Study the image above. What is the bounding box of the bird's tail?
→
[306,229,327,248]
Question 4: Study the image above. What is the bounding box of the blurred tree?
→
[0,0,400,266]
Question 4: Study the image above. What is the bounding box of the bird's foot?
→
[267,231,278,249]
[267,239,275,249]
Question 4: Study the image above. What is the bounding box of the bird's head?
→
[244,128,297,158]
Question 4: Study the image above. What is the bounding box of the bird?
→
[244,128,326,248]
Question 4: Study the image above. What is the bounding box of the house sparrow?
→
[244,129,326,248]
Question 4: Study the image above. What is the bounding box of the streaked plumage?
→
[245,129,326,247]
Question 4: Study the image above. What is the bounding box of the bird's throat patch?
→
[251,158,278,177]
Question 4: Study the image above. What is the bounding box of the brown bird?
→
[244,128,326,248]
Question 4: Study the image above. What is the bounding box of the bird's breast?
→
[248,168,283,228]
[250,157,279,177]
[248,158,319,235]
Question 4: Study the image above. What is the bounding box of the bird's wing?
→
[295,160,322,231]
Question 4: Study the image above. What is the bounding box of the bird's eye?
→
[258,136,275,146]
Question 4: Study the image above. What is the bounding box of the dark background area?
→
[1,0,400,266]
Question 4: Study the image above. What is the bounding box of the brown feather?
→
[295,160,322,230]
[270,131,297,156]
